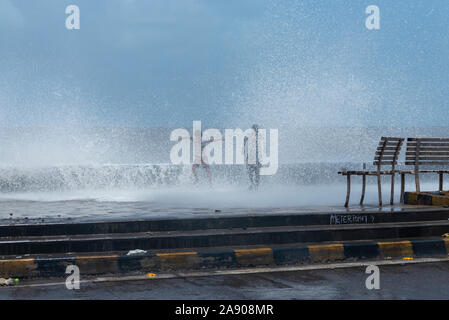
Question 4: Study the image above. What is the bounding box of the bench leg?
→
[439,173,443,192]
[377,174,382,206]
[390,173,395,205]
[415,171,420,193]
[400,173,405,204]
[360,174,366,205]
[345,175,351,208]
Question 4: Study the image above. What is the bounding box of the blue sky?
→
[0,0,448,128]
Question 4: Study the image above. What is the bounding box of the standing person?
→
[179,130,222,185]
[244,124,262,190]
[192,129,212,185]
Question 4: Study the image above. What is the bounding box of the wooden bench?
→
[338,137,404,207]
[399,138,449,200]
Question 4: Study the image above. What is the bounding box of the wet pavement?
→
[1,260,448,299]
[0,200,437,225]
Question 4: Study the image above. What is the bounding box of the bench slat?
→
[374,157,397,162]
[399,170,449,173]
[408,138,449,142]
[406,156,449,161]
[407,148,449,151]
[407,143,449,147]
[338,171,394,175]
[373,161,398,165]
[381,137,403,141]
[405,161,449,165]
[378,141,403,146]
[377,147,402,151]
[375,151,399,155]
[406,151,449,156]
[407,149,449,153]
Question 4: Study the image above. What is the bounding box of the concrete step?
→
[1,207,449,237]
[1,220,449,255]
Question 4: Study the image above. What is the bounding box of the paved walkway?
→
[0,202,438,225]
[1,260,448,299]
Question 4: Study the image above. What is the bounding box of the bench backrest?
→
[406,138,449,167]
[374,137,404,170]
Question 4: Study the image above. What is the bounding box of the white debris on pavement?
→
[126,249,148,256]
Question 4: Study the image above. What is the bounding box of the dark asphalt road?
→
[1,261,449,299]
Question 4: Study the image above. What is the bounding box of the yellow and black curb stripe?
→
[1,238,448,278]
[404,191,449,206]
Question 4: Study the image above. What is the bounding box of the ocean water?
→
[0,162,443,221]
[0,127,448,221]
